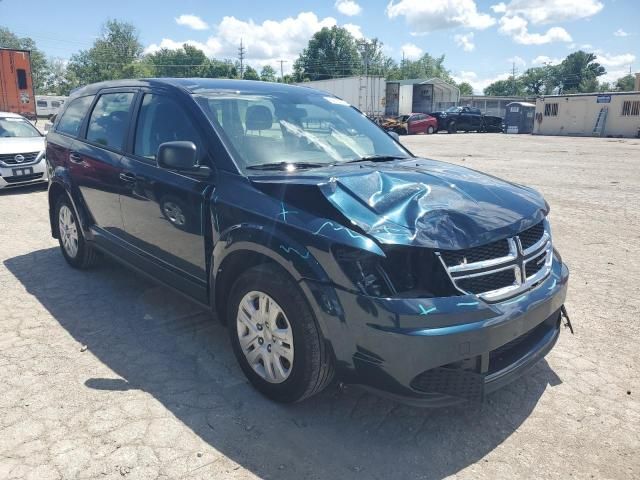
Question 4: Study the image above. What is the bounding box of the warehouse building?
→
[384,78,459,116]
[459,95,535,117]
[533,92,640,137]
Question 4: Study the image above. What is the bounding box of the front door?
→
[119,92,211,293]
[71,91,136,234]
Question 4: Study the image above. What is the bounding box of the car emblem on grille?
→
[14,154,25,163]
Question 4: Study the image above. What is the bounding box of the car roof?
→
[69,78,328,98]
[0,111,27,119]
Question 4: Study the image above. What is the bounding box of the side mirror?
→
[388,131,400,142]
[157,141,211,178]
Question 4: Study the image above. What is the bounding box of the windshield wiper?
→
[344,154,409,164]
[246,161,329,171]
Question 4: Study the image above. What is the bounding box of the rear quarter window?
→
[56,96,95,137]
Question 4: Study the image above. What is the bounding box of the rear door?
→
[71,90,136,235]
[118,90,212,299]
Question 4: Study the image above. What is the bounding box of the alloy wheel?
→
[163,202,186,226]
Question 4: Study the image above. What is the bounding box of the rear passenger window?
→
[86,93,135,150]
[56,96,95,137]
[134,94,202,160]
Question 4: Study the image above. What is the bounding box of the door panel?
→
[119,157,209,282]
[70,140,124,232]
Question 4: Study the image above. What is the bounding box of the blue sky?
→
[1,0,637,92]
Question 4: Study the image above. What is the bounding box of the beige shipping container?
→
[533,92,640,137]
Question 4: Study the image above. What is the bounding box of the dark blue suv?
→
[46,79,569,405]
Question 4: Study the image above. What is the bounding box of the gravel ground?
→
[1,133,639,479]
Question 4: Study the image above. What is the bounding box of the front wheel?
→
[56,196,98,269]
[448,121,458,134]
[228,264,334,403]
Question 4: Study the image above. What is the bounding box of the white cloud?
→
[508,55,526,67]
[386,0,496,34]
[335,0,362,16]
[491,0,604,25]
[454,32,475,52]
[596,52,635,68]
[531,55,561,65]
[401,43,423,60]
[146,12,340,73]
[343,23,364,39]
[175,14,209,31]
[498,14,571,44]
[614,29,629,37]
[452,70,511,94]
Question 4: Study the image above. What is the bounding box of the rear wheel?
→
[228,264,334,403]
[427,125,435,134]
[56,196,98,269]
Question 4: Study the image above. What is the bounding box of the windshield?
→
[193,91,410,170]
[445,107,463,113]
[0,117,41,138]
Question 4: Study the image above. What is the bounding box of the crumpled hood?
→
[252,158,548,250]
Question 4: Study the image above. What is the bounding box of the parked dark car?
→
[431,106,503,133]
[46,79,569,405]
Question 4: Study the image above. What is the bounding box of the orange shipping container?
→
[0,48,37,120]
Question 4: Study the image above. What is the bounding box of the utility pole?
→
[401,50,406,79]
[238,39,246,79]
[511,62,518,95]
[278,60,288,83]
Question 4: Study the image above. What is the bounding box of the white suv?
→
[0,112,48,189]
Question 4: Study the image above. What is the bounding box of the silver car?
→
[0,112,48,189]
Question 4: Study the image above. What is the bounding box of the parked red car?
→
[383,113,438,135]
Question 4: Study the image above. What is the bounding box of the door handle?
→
[69,152,83,164]
[119,172,137,183]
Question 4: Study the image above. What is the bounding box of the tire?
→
[227,264,334,403]
[427,125,435,134]
[448,121,458,134]
[55,195,98,269]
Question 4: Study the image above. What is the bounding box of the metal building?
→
[460,95,536,117]
[384,78,460,116]
[533,92,640,137]
[294,76,386,116]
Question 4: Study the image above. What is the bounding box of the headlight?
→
[333,245,459,298]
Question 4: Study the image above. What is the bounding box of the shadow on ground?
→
[5,247,562,480]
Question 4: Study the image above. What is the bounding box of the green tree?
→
[145,44,210,77]
[260,65,277,82]
[557,51,605,93]
[387,53,454,83]
[614,74,635,92]
[209,59,237,78]
[484,77,524,96]
[41,58,77,96]
[295,26,361,81]
[456,81,474,95]
[67,20,144,87]
[0,26,49,93]
[243,65,260,80]
[520,67,548,95]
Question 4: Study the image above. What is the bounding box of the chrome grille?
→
[437,220,552,302]
[0,151,41,166]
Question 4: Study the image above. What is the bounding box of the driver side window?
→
[134,94,202,161]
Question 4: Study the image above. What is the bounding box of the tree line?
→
[1,21,634,98]
[484,51,635,96]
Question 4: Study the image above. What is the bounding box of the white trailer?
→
[294,76,386,116]
[35,95,68,118]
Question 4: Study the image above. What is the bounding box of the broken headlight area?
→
[333,245,460,298]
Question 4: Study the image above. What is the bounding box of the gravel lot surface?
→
[1,133,639,479]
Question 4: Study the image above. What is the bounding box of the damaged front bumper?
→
[302,254,569,406]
